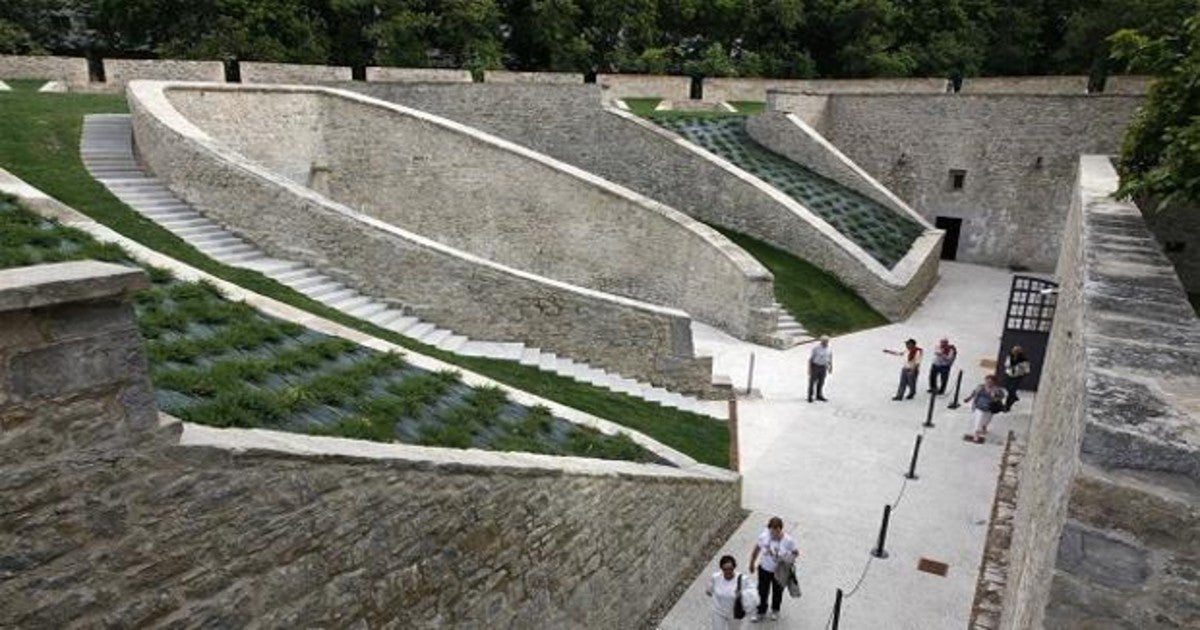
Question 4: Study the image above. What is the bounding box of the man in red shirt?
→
[884,339,923,400]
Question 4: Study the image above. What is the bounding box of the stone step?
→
[159,217,214,230]
[367,309,408,328]
[200,243,258,257]
[328,295,373,312]
[404,322,436,340]
[519,347,541,366]
[437,334,469,352]
[174,225,227,238]
[292,274,340,291]
[418,328,453,346]
[216,251,267,264]
[270,267,322,283]
[536,352,558,371]
[385,316,421,334]
[347,301,389,320]
[312,287,356,303]
[188,232,242,246]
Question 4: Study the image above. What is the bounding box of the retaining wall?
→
[485,70,582,84]
[779,93,1143,270]
[0,54,89,87]
[1103,75,1154,95]
[347,82,940,320]
[998,156,1200,629]
[102,59,224,91]
[596,73,690,103]
[365,67,472,83]
[710,77,949,103]
[0,260,741,628]
[959,76,1089,94]
[129,82,719,393]
[239,61,351,84]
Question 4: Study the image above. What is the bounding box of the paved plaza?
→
[662,261,1035,629]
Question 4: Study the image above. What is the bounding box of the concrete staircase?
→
[768,300,814,348]
[80,114,719,417]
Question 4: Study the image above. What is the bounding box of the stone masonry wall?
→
[0,54,90,87]
[596,73,691,103]
[998,156,1200,629]
[239,61,351,84]
[163,85,775,342]
[130,83,714,393]
[800,94,1143,270]
[706,77,949,103]
[1103,75,1154,95]
[365,67,472,83]
[485,70,582,84]
[959,76,1089,94]
[0,260,742,628]
[102,59,225,91]
[345,81,942,320]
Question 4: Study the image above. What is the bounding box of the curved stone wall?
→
[127,81,717,393]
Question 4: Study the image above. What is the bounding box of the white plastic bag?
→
[740,579,760,615]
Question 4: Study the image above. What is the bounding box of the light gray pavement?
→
[660,261,1035,629]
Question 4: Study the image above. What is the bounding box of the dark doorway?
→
[935,216,962,260]
[690,75,703,100]
[995,275,1058,391]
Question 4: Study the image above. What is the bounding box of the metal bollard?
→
[947,370,964,409]
[905,434,923,480]
[832,588,844,630]
[923,387,936,428]
[871,504,892,558]
[745,352,756,396]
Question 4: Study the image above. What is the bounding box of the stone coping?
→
[767,90,1143,102]
[0,166,733,481]
[606,104,942,290]
[0,260,147,312]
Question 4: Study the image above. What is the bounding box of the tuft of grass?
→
[728,101,766,114]
[622,97,662,116]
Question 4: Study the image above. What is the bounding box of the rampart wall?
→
[959,75,1089,94]
[706,77,950,102]
[770,92,1143,270]
[346,82,942,320]
[485,70,582,84]
[0,53,89,87]
[240,61,351,83]
[129,82,717,393]
[0,260,741,628]
[597,73,690,103]
[101,58,224,91]
[998,156,1199,629]
[1102,75,1154,95]
[364,67,472,83]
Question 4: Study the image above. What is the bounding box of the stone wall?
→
[596,73,691,103]
[345,82,942,320]
[365,67,472,83]
[485,70,582,84]
[1103,75,1154,95]
[0,54,89,87]
[998,156,1200,629]
[239,61,351,84]
[793,94,1143,270]
[0,260,742,628]
[102,59,225,91]
[959,76,1089,94]
[129,82,716,393]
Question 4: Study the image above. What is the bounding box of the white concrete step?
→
[418,328,453,346]
[437,334,469,352]
[346,301,389,320]
[328,295,375,312]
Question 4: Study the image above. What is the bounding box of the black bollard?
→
[905,434,923,480]
[947,370,964,409]
[832,588,844,630]
[923,387,936,428]
[871,504,892,558]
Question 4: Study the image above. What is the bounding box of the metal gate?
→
[995,275,1057,391]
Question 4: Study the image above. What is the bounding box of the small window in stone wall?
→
[950,169,967,190]
[1164,241,1186,253]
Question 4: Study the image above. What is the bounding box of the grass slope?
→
[0,88,729,468]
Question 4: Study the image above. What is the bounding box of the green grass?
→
[714,226,888,335]
[0,88,729,467]
[4,78,51,91]
[728,101,766,114]
[622,97,662,116]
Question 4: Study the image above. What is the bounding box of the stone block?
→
[1056,522,1151,590]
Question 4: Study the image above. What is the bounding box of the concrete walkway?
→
[660,261,1035,629]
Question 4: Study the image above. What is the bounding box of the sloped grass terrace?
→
[0,87,729,467]
[651,115,924,268]
[0,195,657,462]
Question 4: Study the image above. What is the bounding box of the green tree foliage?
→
[1112,15,1200,210]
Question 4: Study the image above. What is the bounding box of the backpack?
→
[733,574,746,619]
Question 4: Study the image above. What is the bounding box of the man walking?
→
[928,337,957,395]
[808,336,832,402]
[885,338,923,400]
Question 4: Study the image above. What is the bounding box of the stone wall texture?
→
[792,93,1143,270]
[239,61,351,84]
[485,70,582,84]
[998,156,1200,630]
[1103,75,1155,95]
[365,67,472,83]
[0,260,742,629]
[0,54,90,87]
[129,83,717,393]
[346,82,941,320]
[959,76,1089,94]
[596,73,691,103]
[102,59,225,91]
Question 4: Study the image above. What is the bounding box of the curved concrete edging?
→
[606,106,943,319]
[126,80,714,394]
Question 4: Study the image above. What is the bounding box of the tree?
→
[1112,14,1200,210]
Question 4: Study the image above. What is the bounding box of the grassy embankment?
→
[0,86,728,467]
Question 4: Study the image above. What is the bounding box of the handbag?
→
[733,574,746,619]
[787,572,802,598]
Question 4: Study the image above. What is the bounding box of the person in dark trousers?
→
[885,339,923,400]
[747,516,798,623]
[928,337,957,395]
[807,336,832,402]
[1003,345,1030,411]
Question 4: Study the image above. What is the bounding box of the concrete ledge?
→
[0,261,147,312]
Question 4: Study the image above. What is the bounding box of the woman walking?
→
[963,374,1006,443]
[705,555,746,630]
[1003,346,1031,411]
[748,516,798,622]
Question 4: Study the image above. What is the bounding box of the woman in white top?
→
[748,516,798,622]
[705,555,744,629]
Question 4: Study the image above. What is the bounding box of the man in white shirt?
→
[808,336,832,403]
[748,516,799,622]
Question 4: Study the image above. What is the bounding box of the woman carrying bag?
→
[706,555,758,629]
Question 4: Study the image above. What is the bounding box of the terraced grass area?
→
[0,195,657,462]
[0,87,730,467]
[650,115,924,268]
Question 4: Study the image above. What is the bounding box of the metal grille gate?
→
[995,275,1058,391]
